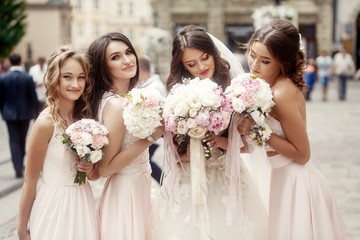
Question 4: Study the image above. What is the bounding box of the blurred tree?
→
[0,0,27,61]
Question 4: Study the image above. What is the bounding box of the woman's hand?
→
[152,125,165,141]
[18,229,30,240]
[76,158,94,175]
[237,115,254,136]
[203,134,228,150]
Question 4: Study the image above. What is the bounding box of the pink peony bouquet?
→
[225,73,275,116]
[163,77,233,158]
[62,119,109,185]
[123,87,165,139]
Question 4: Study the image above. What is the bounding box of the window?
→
[78,24,83,36]
[76,0,82,11]
[118,2,122,16]
[129,2,133,16]
[94,24,100,37]
[94,0,99,10]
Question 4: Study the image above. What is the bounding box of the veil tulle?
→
[208,33,243,79]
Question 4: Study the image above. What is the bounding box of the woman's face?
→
[58,58,86,102]
[105,40,137,82]
[181,47,215,79]
[248,41,281,84]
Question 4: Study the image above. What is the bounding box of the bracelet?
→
[146,135,156,144]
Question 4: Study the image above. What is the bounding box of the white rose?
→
[81,132,93,145]
[90,150,103,163]
[174,102,190,117]
[188,98,202,110]
[76,145,90,158]
[188,126,206,139]
[186,118,197,129]
[177,120,188,134]
[189,109,198,118]
[232,97,246,113]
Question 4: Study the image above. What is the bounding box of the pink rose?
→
[92,135,105,149]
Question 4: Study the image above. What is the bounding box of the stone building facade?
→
[150,0,334,77]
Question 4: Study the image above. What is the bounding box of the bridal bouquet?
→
[123,87,165,139]
[62,119,109,185]
[163,77,233,158]
[225,73,275,116]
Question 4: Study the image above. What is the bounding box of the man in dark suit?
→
[0,53,39,178]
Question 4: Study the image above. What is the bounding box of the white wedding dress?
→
[153,148,268,240]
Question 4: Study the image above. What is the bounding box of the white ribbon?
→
[190,137,210,239]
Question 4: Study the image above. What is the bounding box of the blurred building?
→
[335,0,360,69]
[13,0,72,71]
[69,0,154,52]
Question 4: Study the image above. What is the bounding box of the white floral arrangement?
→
[252,5,298,30]
[62,119,109,185]
[248,123,273,147]
[225,73,275,116]
[123,87,165,139]
[140,27,172,55]
[163,77,233,158]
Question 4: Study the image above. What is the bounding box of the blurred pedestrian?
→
[29,56,47,106]
[0,53,39,178]
[315,51,333,101]
[333,47,355,100]
[304,58,317,101]
[137,56,167,184]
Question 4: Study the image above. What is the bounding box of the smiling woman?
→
[86,32,164,240]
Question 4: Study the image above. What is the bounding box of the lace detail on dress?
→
[115,130,151,181]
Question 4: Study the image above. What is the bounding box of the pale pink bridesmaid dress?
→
[29,112,98,240]
[97,92,152,240]
[264,115,346,240]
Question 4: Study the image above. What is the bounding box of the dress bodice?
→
[98,92,150,180]
[42,114,78,185]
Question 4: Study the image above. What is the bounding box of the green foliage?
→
[0,0,27,61]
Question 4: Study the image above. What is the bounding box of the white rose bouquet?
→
[163,77,233,159]
[62,119,109,185]
[123,87,165,139]
[225,73,275,116]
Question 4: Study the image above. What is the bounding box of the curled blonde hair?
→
[44,45,92,129]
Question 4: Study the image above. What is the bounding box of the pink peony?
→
[92,135,105,149]
[207,112,224,134]
[165,114,178,133]
[195,110,210,127]
[241,78,260,93]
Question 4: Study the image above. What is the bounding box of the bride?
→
[153,25,269,240]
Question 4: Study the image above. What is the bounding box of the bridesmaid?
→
[17,46,97,240]
[238,19,346,240]
[87,32,164,240]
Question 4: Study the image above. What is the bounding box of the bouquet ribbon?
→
[190,138,210,239]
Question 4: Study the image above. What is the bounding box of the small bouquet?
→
[123,87,165,139]
[62,119,109,185]
[247,123,273,147]
[163,77,233,158]
[225,73,275,116]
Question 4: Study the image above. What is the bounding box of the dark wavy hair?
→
[166,25,231,92]
[247,19,308,92]
[44,45,92,129]
[87,32,139,119]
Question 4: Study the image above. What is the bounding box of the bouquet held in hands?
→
[62,119,109,184]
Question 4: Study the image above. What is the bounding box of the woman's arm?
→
[17,114,53,239]
[266,84,310,164]
[97,98,164,177]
